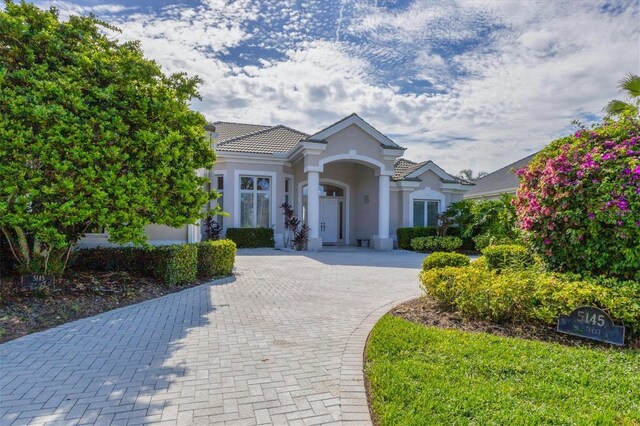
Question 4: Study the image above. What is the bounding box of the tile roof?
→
[210,122,272,144]
[465,152,538,196]
[215,125,309,154]
[392,158,424,181]
[392,158,473,185]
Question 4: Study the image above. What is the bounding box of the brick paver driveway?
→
[1,248,424,426]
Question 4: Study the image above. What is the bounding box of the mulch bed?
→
[0,272,218,344]
[390,297,639,350]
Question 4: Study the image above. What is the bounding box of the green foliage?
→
[72,244,198,285]
[443,196,520,251]
[150,245,198,286]
[395,227,437,250]
[605,73,640,117]
[0,2,216,276]
[470,256,489,270]
[514,115,640,280]
[410,236,462,252]
[71,247,150,274]
[472,233,521,250]
[366,315,640,426]
[419,266,640,334]
[197,240,236,279]
[421,252,469,271]
[225,228,275,248]
[481,244,535,271]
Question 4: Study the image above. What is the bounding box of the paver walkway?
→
[0,248,424,426]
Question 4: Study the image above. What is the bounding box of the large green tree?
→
[0,1,216,275]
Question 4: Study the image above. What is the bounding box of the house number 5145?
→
[577,310,605,327]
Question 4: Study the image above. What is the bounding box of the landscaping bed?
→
[0,272,227,344]
[365,312,640,426]
[392,297,640,350]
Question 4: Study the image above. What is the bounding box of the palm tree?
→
[604,73,640,117]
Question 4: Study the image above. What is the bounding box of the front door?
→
[320,198,339,244]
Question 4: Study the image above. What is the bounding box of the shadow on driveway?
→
[0,277,234,425]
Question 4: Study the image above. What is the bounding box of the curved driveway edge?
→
[1,248,424,426]
[338,295,417,425]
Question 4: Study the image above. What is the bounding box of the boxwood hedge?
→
[197,240,236,279]
[226,228,275,248]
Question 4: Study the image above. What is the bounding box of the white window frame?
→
[233,170,277,229]
[408,187,446,227]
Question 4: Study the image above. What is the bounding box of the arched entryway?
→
[304,155,393,251]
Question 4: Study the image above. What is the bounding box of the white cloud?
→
[31,0,640,174]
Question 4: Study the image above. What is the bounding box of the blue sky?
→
[34,0,640,173]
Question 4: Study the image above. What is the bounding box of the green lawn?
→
[366,315,640,426]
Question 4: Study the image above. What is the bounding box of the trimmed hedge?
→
[396,227,437,250]
[226,228,275,248]
[419,265,640,337]
[71,247,149,274]
[197,240,236,279]
[481,244,534,271]
[71,244,198,286]
[150,245,197,286]
[411,236,463,253]
[422,252,470,271]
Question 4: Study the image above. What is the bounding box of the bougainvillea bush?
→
[514,116,640,280]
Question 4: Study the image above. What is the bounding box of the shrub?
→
[470,256,489,270]
[514,116,640,280]
[443,196,520,250]
[472,234,522,251]
[145,244,198,286]
[71,247,150,274]
[197,240,236,279]
[72,244,198,285]
[411,236,462,252]
[422,252,470,271]
[419,265,640,335]
[396,227,437,250]
[226,228,275,248]
[481,245,535,271]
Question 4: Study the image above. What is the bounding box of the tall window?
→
[240,176,271,228]
[413,200,439,227]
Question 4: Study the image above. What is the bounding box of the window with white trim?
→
[240,176,271,228]
[413,200,439,227]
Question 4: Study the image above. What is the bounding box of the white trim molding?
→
[314,153,393,176]
[307,114,403,149]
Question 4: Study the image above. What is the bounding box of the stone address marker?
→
[557,306,625,346]
[22,274,53,291]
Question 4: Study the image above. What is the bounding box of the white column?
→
[188,223,201,243]
[307,171,320,240]
[378,174,390,239]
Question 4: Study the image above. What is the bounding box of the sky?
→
[32,0,640,174]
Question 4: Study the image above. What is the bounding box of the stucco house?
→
[464,153,536,201]
[81,114,474,250]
